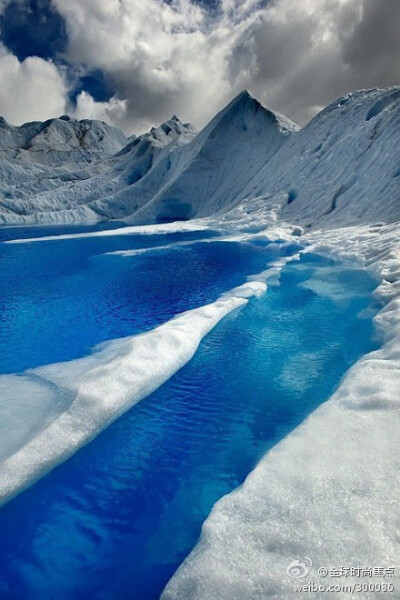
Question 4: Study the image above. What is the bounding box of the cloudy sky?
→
[0,0,398,134]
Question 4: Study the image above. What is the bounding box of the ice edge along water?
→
[0,257,295,507]
[4,220,212,244]
[162,224,400,600]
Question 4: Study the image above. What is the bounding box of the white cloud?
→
[0,44,67,125]
[74,91,128,128]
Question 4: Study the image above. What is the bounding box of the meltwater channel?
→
[0,225,378,599]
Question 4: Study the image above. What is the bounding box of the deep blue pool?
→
[0,228,278,373]
[0,226,378,600]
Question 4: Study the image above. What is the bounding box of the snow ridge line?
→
[3,220,211,244]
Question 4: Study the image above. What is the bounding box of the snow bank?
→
[5,219,212,244]
[103,233,256,258]
[0,274,277,506]
[162,223,400,600]
[162,350,400,599]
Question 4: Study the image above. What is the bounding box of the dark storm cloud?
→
[341,0,400,87]
[0,0,67,60]
[225,0,400,125]
[55,0,400,132]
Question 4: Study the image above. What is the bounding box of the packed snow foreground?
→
[2,87,400,598]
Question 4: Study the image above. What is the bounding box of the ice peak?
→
[235,89,256,101]
[115,114,196,160]
[147,115,196,142]
[224,89,260,114]
[208,89,299,135]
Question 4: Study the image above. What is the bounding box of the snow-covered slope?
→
[0,90,297,225]
[86,115,197,220]
[138,87,400,228]
[129,91,298,223]
[245,87,400,229]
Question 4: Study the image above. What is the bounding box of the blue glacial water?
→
[0,227,255,373]
[0,226,379,600]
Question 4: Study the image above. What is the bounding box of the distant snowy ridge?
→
[0,87,400,228]
[0,89,297,225]
[0,115,128,162]
[0,114,196,224]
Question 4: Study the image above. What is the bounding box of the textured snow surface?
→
[0,90,297,225]
[0,114,196,224]
[0,115,128,160]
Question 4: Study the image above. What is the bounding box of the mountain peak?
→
[0,114,128,161]
[207,89,299,136]
[115,115,196,160]
[232,89,255,102]
[147,116,196,143]
[223,89,259,113]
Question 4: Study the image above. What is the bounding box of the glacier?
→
[0,87,399,229]
[1,85,400,598]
